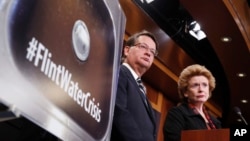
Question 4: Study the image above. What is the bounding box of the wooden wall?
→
[145,83,175,141]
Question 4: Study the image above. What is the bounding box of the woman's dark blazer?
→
[111,65,157,141]
[163,103,221,141]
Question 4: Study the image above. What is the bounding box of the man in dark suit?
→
[111,30,159,141]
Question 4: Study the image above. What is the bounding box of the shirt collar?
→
[123,63,139,80]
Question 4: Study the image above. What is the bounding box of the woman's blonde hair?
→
[178,64,216,101]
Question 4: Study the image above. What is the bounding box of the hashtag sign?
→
[26,37,38,62]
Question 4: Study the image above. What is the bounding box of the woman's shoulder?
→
[172,103,189,110]
[169,103,191,115]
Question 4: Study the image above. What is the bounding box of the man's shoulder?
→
[120,65,132,76]
[118,65,133,82]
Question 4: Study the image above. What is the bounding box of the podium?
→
[181,129,230,141]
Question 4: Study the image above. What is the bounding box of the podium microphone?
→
[234,106,248,125]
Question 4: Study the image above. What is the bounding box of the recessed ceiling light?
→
[237,118,242,122]
[221,37,232,42]
[241,99,248,103]
[237,73,247,77]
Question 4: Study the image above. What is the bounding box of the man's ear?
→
[123,46,130,56]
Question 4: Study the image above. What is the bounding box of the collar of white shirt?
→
[122,63,139,81]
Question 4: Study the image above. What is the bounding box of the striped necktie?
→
[136,78,148,106]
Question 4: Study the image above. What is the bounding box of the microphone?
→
[234,106,248,125]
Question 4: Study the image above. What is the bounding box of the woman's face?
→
[184,75,210,104]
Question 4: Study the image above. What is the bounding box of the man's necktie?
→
[136,78,148,106]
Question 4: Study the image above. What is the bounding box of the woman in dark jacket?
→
[163,64,221,141]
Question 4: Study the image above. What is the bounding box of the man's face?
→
[124,35,156,70]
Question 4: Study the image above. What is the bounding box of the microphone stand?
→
[238,113,248,126]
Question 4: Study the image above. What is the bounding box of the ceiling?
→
[120,0,250,127]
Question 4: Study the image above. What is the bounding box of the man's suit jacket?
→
[111,65,157,141]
